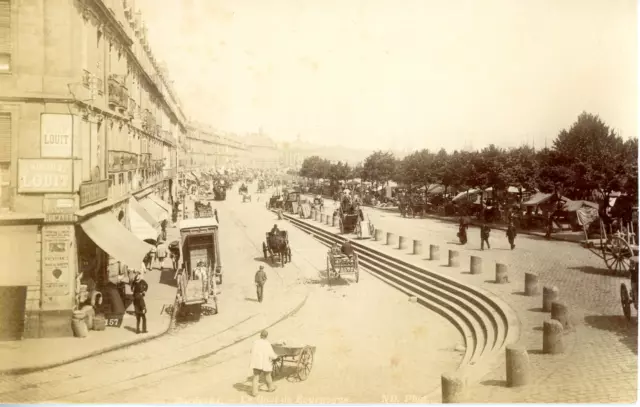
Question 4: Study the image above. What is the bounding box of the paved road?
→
[0,189,462,404]
[315,196,638,403]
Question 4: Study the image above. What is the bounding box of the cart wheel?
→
[621,283,632,321]
[604,236,633,275]
[296,346,314,381]
[272,357,284,378]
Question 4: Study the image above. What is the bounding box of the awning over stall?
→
[80,212,152,270]
[128,199,159,242]
[140,197,169,223]
[147,194,172,213]
[129,197,159,228]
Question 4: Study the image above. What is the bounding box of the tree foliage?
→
[298,112,637,200]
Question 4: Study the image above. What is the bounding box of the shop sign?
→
[42,225,72,297]
[43,197,76,223]
[79,180,109,208]
[41,113,73,158]
[18,159,73,193]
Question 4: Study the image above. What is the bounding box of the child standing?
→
[480,223,491,250]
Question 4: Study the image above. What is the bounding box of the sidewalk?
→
[312,194,585,244]
[0,227,181,375]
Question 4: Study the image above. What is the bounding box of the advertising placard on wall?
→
[18,159,73,193]
[41,113,73,158]
[42,225,73,298]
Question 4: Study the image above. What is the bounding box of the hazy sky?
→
[136,0,637,151]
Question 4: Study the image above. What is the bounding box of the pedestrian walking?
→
[457,217,468,245]
[255,265,267,303]
[249,330,278,397]
[130,269,148,334]
[506,221,517,250]
[545,212,553,239]
[480,223,491,250]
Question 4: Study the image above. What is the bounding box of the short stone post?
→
[413,240,423,255]
[543,319,565,354]
[320,213,325,223]
[506,345,531,387]
[311,209,316,220]
[374,229,383,242]
[430,244,440,260]
[386,232,397,246]
[495,263,509,283]
[542,286,559,312]
[398,236,408,250]
[332,215,338,226]
[325,215,331,225]
[441,372,466,403]
[470,256,482,274]
[551,302,570,329]
[277,209,283,220]
[448,250,459,267]
[524,272,540,296]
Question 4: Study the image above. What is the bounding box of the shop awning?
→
[80,212,152,270]
[128,200,159,242]
[129,197,159,228]
[147,194,172,213]
[140,197,169,223]
[452,189,481,202]
[522,192,570,207]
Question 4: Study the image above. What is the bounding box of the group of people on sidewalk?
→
[457,213,518,250]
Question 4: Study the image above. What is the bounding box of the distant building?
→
[244,131,279,169]
[184,123,248,170]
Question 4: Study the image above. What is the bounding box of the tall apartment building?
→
[244,132,279,169]
[0,0,187,339]
[183,122,248,172]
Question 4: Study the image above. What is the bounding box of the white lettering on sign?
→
[41,114,73,158]
[18,159,73,193]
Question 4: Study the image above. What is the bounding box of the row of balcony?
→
[108,75,129,113]
[108,151,171,173]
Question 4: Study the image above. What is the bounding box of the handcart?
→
[271,343,316,381]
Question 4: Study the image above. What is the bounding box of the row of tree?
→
[298,112,638,200]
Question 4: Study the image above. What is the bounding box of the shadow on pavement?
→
[480,379,507,388]
[569,265,627,278]
[158,268,178,288]
[245,297,259,302]
[232,381,253,396]
[584,315,638,355]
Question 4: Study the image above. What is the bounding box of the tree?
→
[362,151,398,187]
[328,161,350,184]
[504,146,538,193]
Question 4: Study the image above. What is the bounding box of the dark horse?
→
[262,231,292,267]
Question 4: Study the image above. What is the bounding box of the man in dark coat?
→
[480,223,491,250]
[506,221,517,250]
[130,269,149,334]
[341,239,354,257]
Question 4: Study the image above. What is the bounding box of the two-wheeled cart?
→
[271,343,316,381]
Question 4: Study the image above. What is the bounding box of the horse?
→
[263,231,291,267]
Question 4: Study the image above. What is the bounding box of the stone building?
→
[0,0,186,339]
[244,131,279,169]
[184,122,248,172]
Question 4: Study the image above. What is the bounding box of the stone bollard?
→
[277,209,283,220]
[506,345,531,387]
[470,256,482,274]
[448,250,460,267]
[430,244,440,260]
[374,229,384,242]
[413,240,423,255]
[326,215,331,225]
[386,232,397,246]
[495,263,509,283]
[332,215,338,227]
[441,372,466,403]
[543,319,565,354]
[310,209,316,220]
[542,286,559,312]
[320,213,325,223]
[551,302,570,329]
[524,272,540,296]
[399,236,408,250]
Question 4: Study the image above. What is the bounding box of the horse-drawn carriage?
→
[239,184,248,194]
[326,248,360,284]
[337,196,364,234]
[400,195,427,218]
[242,193,252,203]
[271,342,316,381]
[267,193,285,210]
[262,230,291,267]
[580,200,638,275]
[175,217,222,320]
[194,201,213,218]
[257,180,266,193]
[284,191,301,214]
[213,184,226,201]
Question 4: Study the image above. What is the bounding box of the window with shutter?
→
[0,0,10,72]
[0,113,10,163]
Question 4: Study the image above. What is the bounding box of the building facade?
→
[0,0,186,339]
[183,122,248,171]
[244,132,279,169]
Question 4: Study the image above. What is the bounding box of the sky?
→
[135,0,638,152]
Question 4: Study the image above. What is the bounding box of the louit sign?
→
[18,159,73,193]
[41,113,73,158]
